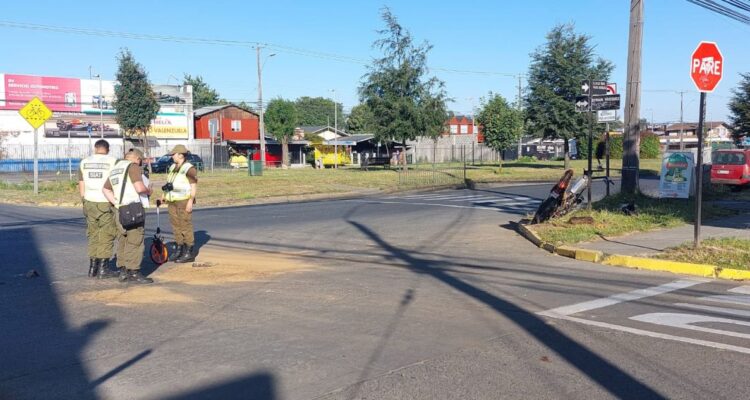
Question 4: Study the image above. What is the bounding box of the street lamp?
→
[330,89,338,169]
[256,47,276,166]
[92,73,104,139]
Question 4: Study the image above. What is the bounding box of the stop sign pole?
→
[690,41,723,248]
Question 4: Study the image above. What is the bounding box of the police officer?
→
[102,148,153,284]
[78,139,118,279]
[162,144,198,263]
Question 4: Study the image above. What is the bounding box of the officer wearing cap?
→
[162,144,198,263]
[102,148,154,284]
[78,139,118,279]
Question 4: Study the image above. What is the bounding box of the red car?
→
[711,149,750,190]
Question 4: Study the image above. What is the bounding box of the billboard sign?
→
[1,74,82,112]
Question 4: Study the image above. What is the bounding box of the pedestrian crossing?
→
[379,191,541,214]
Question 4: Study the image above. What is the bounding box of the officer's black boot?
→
[96,259,118,279]
[127,270,154,284]
[118,266,130,282]
[176,246,195,263]
[88,258,98,278]
[173,244,187,262]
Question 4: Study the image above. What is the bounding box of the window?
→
[231,120,242,132]
[450,124,458,134]
[460,125,468,134]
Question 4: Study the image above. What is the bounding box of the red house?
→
[445,115,484,142]
[194,104,259,141]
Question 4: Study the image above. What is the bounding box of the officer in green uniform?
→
[78,139,118,278]
[102,148,154,284]
[162,144,198,263]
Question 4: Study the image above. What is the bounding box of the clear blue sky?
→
[1,0,747,124]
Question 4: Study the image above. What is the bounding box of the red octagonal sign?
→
[691,41,723,93]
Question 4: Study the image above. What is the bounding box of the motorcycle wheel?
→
[533,197,559,224]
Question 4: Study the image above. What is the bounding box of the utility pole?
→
[98,74,104,139]
[622,0,643,194]
[257,46,266,166]
[679,91,685,150]
[517,74,523,159]
[333,89,338,169]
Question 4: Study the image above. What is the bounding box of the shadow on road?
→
[346,219,667,400]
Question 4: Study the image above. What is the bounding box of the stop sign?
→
[691,41,723,93]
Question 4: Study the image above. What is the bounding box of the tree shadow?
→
[346,220,667,400]
[162,371,276,400]
[0,227,109,399]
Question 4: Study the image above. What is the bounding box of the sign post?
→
[690,41,723,248]
[578,80,620,208]
[18,97,53,195]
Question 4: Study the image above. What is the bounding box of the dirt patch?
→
[153,245,311,286]
[74,286,194,307]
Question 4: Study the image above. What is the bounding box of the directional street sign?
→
[597,110,617,123]
[581,80,607,95]
[606,83,617,94]
[590,94,620,111]
[18,97,52,129]
[575,96,590,112]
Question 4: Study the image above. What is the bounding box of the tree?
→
[264,98,298,167]
[346,103,376,133]
[525,24,613,169]
[476,93,523,164]
[114,49,160,151]
[359,7,449,169]
[184,74,227,109]
[729,72,750,143]
[294,96,343,127]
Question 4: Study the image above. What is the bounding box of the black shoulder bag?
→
[118,164,146,230]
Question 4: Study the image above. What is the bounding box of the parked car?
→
[710,149,750,191]
[150,153,204,173]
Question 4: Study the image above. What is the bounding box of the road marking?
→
[729,286,750,295]
[445,196,503,202]
[542,313,750,355]
[345,199,499,211]
[539,279,707,317]
[674,302,750,318]
[703,295,750,307]
[630,313,750,340]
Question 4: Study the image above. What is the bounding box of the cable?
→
[0,20,523,77]
[686,0,750,25]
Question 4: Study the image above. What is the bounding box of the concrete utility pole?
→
[332,89,338,169]
[257,46,266,166]
[517,74,523,159]
[98,74,104,139]
[622,0,644,194]
[679,91,685,150]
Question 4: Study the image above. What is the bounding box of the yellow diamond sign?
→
[19,97,53,129]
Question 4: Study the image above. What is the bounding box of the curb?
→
[514,221,750,281]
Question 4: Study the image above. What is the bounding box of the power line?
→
[0,20,523,78]
[686,0,750,25]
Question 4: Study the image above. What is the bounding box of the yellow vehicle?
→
[313,147,350,167]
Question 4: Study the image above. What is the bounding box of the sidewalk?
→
[576,212,750,257]
[516,208,750,280]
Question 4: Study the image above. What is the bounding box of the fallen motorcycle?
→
[532,169,573,224]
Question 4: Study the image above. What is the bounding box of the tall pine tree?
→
[729,72,750,143]
[114,49,159,150]
[359,7,449,168]
[525,24,613,169]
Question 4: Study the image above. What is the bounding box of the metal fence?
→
[409,143,507,165]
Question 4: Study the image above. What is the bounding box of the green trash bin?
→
[248,160,263,176]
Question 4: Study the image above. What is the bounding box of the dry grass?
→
[654,237,750,270]
[0,158,662,207]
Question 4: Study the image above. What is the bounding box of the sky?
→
[0,0,748,124]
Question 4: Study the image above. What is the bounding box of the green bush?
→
[596,133,660,160]
[640,132,661,159]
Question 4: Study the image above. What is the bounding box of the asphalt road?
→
[2,181,749,400]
